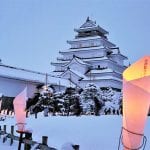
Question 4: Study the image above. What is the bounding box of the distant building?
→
[0,63,70,98]
[51,17,128,91]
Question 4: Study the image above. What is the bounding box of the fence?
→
[0,125,80,150]
[0,125,57,150]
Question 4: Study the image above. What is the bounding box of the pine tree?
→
[80,83,104,115]
[63,87,82,116]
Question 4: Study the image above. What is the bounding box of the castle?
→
[51,17,128,91]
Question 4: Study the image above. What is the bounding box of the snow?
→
[61,46,104,53]
[1,114,150,150]
[69,36,101,42]
[90,68,113,74]
[0,64,46,83]
[50,71,64,77]
[83,56,108,61]
[82,75,122,82]
[69,69,86,79]
[93,76,122,81]
[0,64,72,88]
[74,57,90,66]
[48,76,73,88]
[62,57,90,68]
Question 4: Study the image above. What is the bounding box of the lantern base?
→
[118,127,147,150]
[16,130,31,134]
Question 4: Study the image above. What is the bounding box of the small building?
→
[51,17,128,91]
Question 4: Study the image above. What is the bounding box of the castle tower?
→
[51,17,128,91]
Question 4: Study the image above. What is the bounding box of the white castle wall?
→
[0,77,38,98]
[80,79,122,89]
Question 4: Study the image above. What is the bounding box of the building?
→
[0,62,71,98]
[51,17,128,91]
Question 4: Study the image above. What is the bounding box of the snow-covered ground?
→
[0,114,150,150]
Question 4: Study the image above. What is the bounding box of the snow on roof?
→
[68,36,102,42]
[94,76,122,82]
[60,46,105,53]
[0,64,46,84]
[0,64,72,87]
[74,56,90,66]
[83,56,108,61]
[90,69,122,75]
[60,68,83,79]
[49,71,63,77]
[70,68,87,79]
[80,17,96,28]
[74,17,108,35]
[111,53,128,60]
[62,56,91,68]
[82,76,122,82]
[90,68,113,74]
[67,36,114,46]
[47,76,74,87]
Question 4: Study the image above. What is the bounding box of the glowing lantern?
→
[122,56,150,149]
[13,87,28,131]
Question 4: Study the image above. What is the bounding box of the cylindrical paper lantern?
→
[13,87,28,131]
[123,56,150,150]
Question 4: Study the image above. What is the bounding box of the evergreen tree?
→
[63,87,82,116]
[80,83,104,115]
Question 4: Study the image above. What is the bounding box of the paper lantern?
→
[13,87,28,131]
[122,56,150,149]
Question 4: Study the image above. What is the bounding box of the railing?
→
[0,124,80,150]
[0,125,57,150]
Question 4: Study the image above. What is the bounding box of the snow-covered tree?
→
[100,87,122,115]
[80,83,104,115]
[63,87,82,116]
[101,87,114,101]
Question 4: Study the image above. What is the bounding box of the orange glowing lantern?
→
[13,87,28,132]
[122,56,150,150]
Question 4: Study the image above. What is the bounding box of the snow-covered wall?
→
[80,79,122,89]
[61,49,105,60]
[0,77,38,98]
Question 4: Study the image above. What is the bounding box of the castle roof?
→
[74,17,109,35]
[60,67,85,79]
[62,55,91,68]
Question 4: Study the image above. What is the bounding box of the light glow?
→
[13,87,27,131]
[123,56,150,150]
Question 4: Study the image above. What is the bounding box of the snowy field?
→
[0,114,150,150]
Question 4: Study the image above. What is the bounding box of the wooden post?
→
[10,125,14,145]
[72,145,80,150]
[18,132,23,150]
[26,111,28,118]
[42,136,48,145]
[0,125,1,138]
[3,125,6,133]
[24,132,32,150]
[3,125,7,143]
[35,113,37,119]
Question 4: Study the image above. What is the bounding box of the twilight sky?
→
[0,0,150,73]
